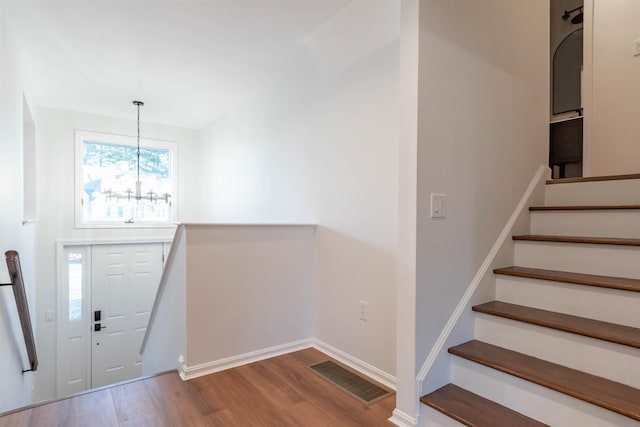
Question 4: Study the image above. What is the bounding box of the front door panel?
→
[91,244,162,388]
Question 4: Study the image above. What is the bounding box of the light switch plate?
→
[633,39,640,57]
[430,193,446,218]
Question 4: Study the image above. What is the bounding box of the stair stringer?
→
[415,165,549,426]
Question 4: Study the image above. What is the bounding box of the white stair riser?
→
[495,276,640,328]
[545,179,640,206]
[420,406,466,427]
[514,241,640,279]
[451,357,639,427]
[475,314,640,389]
[530,210,640,238]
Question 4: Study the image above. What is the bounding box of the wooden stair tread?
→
[449,340,640,421]
[420,384,548,427]
[546,173,640,185]
[529,204,640,211]
[473,301,640,349]
[512,235,640,246]
[493,266,640,293]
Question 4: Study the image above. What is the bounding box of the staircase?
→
[420,174,640,426]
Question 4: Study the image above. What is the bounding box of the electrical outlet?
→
[359,300,368,321]
[45,310,54,322]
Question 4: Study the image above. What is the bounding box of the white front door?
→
[90,243,162,388]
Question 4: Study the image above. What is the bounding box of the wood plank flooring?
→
[0,348,395,427]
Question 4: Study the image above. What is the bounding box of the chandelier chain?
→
[136,102,141,185]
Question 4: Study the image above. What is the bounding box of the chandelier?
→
[103,100,171,205]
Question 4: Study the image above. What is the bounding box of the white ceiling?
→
[3,0,354,129]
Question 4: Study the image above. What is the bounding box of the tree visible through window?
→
[76,130,176,227]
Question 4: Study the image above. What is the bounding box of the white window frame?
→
[75,130,178,228]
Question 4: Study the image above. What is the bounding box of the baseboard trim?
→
[178,339,313,380]
[313,339,396,390]
[389,408,418,427]
[176,338,397,391]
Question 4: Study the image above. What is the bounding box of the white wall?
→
[142,223,315,380]
[33,107,201,403]
[141,227,186,376]
[413,0,548,399]
[198,8,399,377]
[0,8,37,413]
[310,45,398,377]
[588,0,640,176]
[184,224,315,370]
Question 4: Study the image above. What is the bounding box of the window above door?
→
[75,130,177,228]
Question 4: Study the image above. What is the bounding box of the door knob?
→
[94,323,106,332]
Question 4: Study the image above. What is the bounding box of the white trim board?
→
[389,408,419,427]
[176,337,397,394]
[178,339,314,381]
[56,237,173,246]
[312,339,397,391]
[179,223,317,228]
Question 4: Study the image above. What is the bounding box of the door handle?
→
[94,323,106,332]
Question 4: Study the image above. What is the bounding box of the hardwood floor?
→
[0,348,395,427]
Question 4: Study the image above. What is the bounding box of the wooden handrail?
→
[2,250,38,373]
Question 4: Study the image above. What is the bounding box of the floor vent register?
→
[308,360,393,405]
